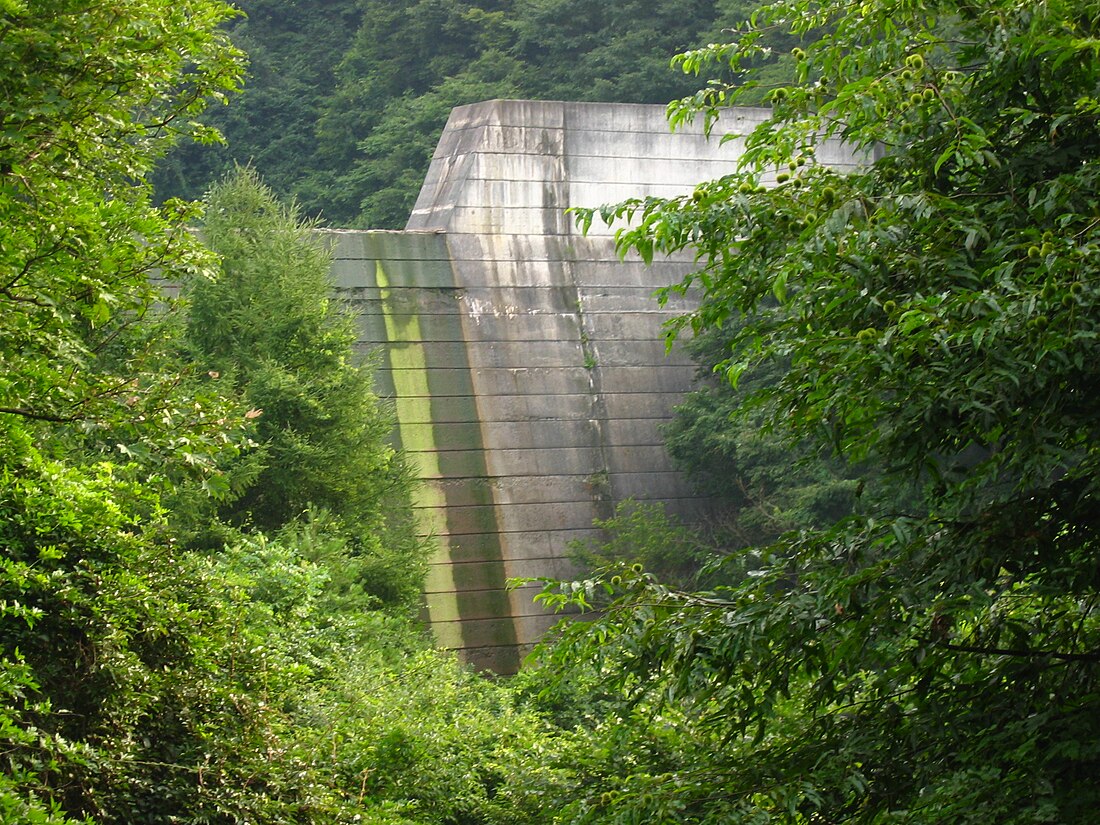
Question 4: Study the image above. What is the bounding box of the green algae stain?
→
[375,261,462,648]
[374,254,519,670]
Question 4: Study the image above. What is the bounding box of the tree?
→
[540,0,1100,820]
[187,167,427,610]
[151,0,366,210]
[663,314,884,549]
[0,2,294,821]
[0,0,243,445]
[510,0,752,103]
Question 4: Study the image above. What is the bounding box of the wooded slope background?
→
[153,0,781,228]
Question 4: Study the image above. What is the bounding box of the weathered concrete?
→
[326,100,861,672]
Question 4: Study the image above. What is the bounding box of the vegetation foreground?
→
[2,0,1100,823]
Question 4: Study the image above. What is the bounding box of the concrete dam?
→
[327,100,860,671]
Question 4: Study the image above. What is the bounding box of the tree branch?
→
[0,406,80,423]
[940,641,1100,663]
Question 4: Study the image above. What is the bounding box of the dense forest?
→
[152,0,774,228]
[4,0,1100,823]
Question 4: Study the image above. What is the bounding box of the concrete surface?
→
[325,100,860,672]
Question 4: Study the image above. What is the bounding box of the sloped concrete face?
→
[329,100,861,672]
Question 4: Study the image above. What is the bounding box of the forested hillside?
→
[153,0,767,228]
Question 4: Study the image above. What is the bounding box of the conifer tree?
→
[189,167,427,610]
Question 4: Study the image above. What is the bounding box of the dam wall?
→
[327,100,861,671]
